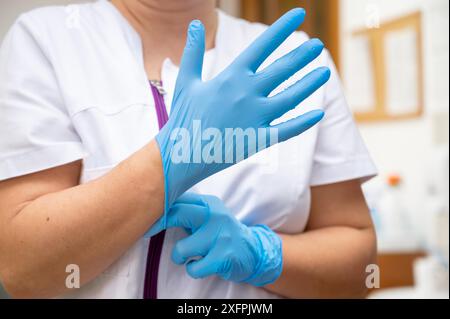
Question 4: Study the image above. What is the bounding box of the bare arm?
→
[265,179,377,298]
[0,140,164,298]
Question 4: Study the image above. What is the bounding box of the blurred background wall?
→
[0,0,448,299]
[338,0,449,298]
[220,0,449,298]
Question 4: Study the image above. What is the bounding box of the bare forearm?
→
[0,141,164,298]
[266,226,377,298]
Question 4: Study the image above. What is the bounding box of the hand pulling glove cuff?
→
[243,225,283,287]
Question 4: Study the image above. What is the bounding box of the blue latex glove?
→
[156,8,330,219]
[147,193,283,286]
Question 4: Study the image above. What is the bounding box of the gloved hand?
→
[156,8,330,219]
[147,193,283,286]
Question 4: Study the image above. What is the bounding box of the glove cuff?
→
[244,224,283,287]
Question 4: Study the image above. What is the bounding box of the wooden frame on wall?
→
[240,0,341,70]
[352,12,424,122]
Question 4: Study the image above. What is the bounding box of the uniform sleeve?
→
[309,50,377,186]
[0,15,86,181]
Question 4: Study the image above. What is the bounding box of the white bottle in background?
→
[423,145,449,266]
[377,174,419,251]
[413,256,449,299]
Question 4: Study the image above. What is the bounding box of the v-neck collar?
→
[99,0,226,74]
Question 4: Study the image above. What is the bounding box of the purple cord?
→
[143,81,169,299]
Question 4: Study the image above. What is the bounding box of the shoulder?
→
[7,2,107,49]
[2,1,129,71]
[0,6,69,63]
[16,1,106,26]
[13,3,91,33]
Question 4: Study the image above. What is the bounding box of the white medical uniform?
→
[0,0,377,298]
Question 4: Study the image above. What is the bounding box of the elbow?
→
[327,227,377,299]
[1,267,28,299]
[348,276,372,299]
[0,264,59,299]
[0,237,64,298]
[349,227,378,299]
[1,267,40,299]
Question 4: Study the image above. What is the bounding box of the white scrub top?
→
[0,0,377,298]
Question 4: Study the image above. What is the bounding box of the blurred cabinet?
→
[241,0,340,69]
[375,251,426,289]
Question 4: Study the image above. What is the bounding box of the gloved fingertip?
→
[186,20,205,49]
[282,8,306,29]
[317,66,331,80]
[306,109,325,124]
[188,20,204,37]
[312,109,325,118]
[189,19,203,30]
[171,248,186,265]
[289,7,306,19]
[309,38,325,52]
[186,261,202,279]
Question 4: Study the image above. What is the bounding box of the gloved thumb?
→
[144,216,165,238]
[178,20,205,83]
[144,202,209,238]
